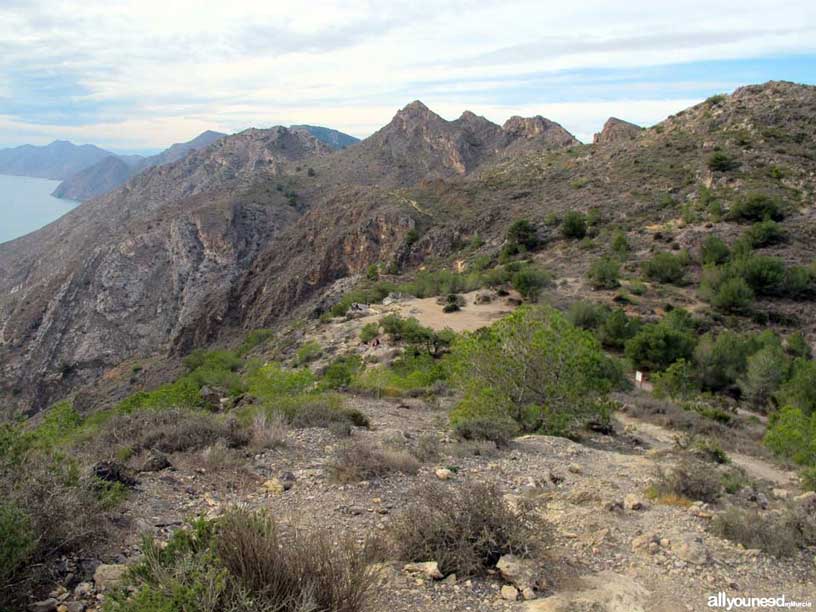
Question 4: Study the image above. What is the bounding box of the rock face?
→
[502,116,579,149]
[0,140,114,180]
[593,117,642,145]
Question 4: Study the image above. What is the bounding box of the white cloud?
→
[0,0,814,147]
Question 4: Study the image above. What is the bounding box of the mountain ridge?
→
[1,81,814,415]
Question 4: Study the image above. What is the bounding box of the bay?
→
[0,174,78,244]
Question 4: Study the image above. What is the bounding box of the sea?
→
[0,174,78,244]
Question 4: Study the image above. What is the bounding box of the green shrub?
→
[320,355,363,390]
[566,300,609,330]
[598,308,641,349]
[561,211,587,239]
[700,235,730,266]
[506,219,540,251]
[511,267,552,301]
[246,362,316,400]
[711,277,754,313]
[625,322,696,371]
[743,219,786,248]
[694,331,767,392]
[783,265,816,299]
[728,192,785,222]
[611,230,630,256]
[738,343,789,409]
[379,314,453,356]
[730,254,786,296]
[0,502,34,592]
[588,257,620,289]
[450,306,623,436]
[710,502,816,558]
[390,482,544,577]
[776,360,816,416]
[452,418,518,448]
[295,341,322,366]
[365,263,380,281]
[238,329,275,356]
[642,252,687,285]
[786,332,812,360]
[653,359,699,399]
[707,151,739,172]
[359,322,380,343]
[765,406,816,465]
[352,352,448,397]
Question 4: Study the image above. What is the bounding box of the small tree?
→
[642,252,687,285]
[738,344,789,409]
[707,151,739,172]
[700,235,730,266]
[450,306,621,435]
[561,211,587,240]
[625,322,696,371]
[511,268,552,302]
[506,219,539,251]
[587,257,620,290]
[712,277,754,313]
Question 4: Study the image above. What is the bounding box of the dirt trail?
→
[615,413,798,488]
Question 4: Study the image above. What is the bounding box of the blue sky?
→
[0,0,814,151]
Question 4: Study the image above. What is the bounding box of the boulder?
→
[92,462,137,487]
[403,561,444,580]
[671,536,708,565]
[434,467,454,481]
[140,449,171,472]
[496,554,546,593]
[93,564,128,591]
[28,599,58,612]
[524,572,651,612]
[501,585,519,601]
[624,494,648,511]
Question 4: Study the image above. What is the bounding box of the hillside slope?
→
[0,81,815,416]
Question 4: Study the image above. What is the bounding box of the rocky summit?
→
[2,81,816,612]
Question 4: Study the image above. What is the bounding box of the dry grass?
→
[217,509,379,612]
[250,412,289,450]
[91,408,249,460]
[710,497,816,557]
[390,482,546,577]
[650,459,722,503]
[328,439,420,483]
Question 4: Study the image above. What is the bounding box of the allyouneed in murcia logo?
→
[708,592,813,609]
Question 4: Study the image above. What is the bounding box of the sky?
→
[0,0,814,152]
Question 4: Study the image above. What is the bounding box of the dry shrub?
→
[288,401,370,430]
[250,412,288,450]
[390,482,545,576]
[710,497,816,557]
[217,509,379,612]
[651,459,721,504]
[108,509,379,612]
[1,453,103,607]
[329,440,420,483]
[93,409,249,459]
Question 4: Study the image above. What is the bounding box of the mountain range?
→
[0,81,814,416]
[1,125,361,202]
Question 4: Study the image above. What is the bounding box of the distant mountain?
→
[51,156,135,201]
[52,130,227,201]
[291,125,360,149]
[138,130,226,169]
[0,140,114,180]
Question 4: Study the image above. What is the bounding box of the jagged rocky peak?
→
[502,115,579,147]
[593,117,642,144]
